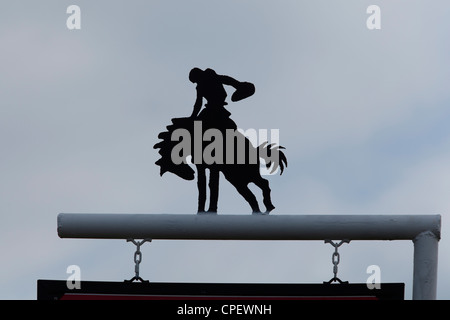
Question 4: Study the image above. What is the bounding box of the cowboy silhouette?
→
[188,67,255,131]
[154,68,287,214]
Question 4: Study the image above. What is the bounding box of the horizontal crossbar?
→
[57,213,441,241]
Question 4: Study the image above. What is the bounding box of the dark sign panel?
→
[37,280,404,300]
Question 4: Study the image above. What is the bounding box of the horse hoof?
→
[252,211,264,215]
[197,211,217,215]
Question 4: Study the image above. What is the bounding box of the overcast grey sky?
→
[1,1,450,299]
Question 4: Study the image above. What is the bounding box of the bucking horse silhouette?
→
[154,68,287,214]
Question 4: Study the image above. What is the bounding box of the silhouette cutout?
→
[154,68,287,214]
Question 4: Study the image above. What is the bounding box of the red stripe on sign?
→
[60,294,378,300]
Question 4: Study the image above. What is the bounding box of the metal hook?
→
[125,238,152,283]
[323,239,350,284]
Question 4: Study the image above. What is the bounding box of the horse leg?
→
[207,168,219,213]
[253,175,275,213]
[234,182,261,214]
[196,165,206,213]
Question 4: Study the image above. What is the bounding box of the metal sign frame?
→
[56,213,441,299]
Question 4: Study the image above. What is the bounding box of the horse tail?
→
[257,142,288,175]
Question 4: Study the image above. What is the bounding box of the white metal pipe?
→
[413,231,439,300]
[57,213,440,241]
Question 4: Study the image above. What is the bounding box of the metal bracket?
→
[323,239,350,284]
[124,238,152,283]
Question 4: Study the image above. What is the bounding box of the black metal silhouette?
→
[154,68,287,214]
